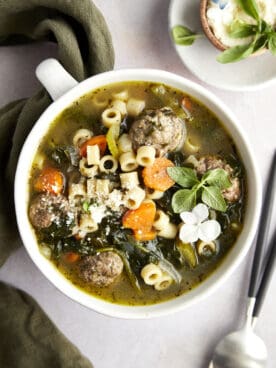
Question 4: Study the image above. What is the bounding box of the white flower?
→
[179,203,221,243]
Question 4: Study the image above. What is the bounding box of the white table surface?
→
[0,1,275,367]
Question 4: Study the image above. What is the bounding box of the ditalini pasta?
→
[118,133,132,153]
[120,172,139,189]
[126,97,146,116]
[29,80,246,306]
[102,107,121,127]
[73,128,93,147]
[119,151,138,172]
[153,210,170,231]
[136,145,156,167]
[141,263,163,285]
[99,155,118,173]
[124,186,145,209]
[157,222,178,239]
[87,145,100,166]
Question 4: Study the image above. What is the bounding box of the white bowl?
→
[14,59,262,319]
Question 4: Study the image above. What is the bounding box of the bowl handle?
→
[36,58,78,101]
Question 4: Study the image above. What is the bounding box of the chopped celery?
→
[106,124,120,158]
[177,240,198,268]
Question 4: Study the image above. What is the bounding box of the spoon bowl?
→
[209,326,267,368]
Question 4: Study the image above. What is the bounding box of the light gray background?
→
[0,1,275,367]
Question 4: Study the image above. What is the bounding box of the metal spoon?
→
[209,151,276,368]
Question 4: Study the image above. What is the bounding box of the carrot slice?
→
[142,157,175,191]
[181,96,192,111]
[133,228,157,241]
[34,167,64,195]
[63,252,80,263]
[122,201,156,233]
[79,135,107,157]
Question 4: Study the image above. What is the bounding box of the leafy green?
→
[167,167,199,188]
[203,168,232,189]
[228,20,257,38]
[172,189,197,213]
[217,42,255,63]
[236,0,260,21]
[202,186,227,212]
[171,25,201,46]
[168,167,231,213]
[268,33,276,55]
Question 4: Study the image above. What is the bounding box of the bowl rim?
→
[14,68,262,319]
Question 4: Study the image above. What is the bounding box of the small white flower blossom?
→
[179,203,221,243]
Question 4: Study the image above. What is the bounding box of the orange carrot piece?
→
[142,157,175,191]
[34,167,64,195]
[122,201,156,232]
[79,135,107,157]
[63,252,80,263]
[181,96,192,111]
[133,228,157,241]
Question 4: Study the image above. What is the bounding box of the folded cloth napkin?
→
[0,0,114,366]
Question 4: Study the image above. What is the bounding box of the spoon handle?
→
[253,230,276,318]
[248,150,276,298]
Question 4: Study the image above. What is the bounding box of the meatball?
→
[29,193,71,229]
[196,155,241,203]
[129,107,186,156]
[78,252,124,287]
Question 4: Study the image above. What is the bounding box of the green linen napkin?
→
[0,0,114,366]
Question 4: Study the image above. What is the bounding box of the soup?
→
[28,82,246,306]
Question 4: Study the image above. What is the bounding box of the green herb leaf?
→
[172,25,201,46]
[228,20,257,38]
[202,168,232,189]
[268,33,276,55]
[217,42,255,63]
[82,201,90,212]
[236,0,260,21]
[253,34,268,52]
[171,189,197,213]
[167,167,199,188]
[202,186,227,212]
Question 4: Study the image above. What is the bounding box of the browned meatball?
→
[29,193,71,229]
[196,155,241,203]
[78,252,124,287]
[129,107,186,156]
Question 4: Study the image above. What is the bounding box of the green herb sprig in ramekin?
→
[172,0,276,63]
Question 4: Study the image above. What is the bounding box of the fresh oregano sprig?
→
[167,167,232,213]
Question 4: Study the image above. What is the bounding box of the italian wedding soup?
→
[28,82,246,305]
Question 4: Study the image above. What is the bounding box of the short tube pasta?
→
[101,107,121,128]
[79,214,98,233]
[112,89,128,101]
[72,129,93,147]
[124,186,145,209]
[197,240,217,256]
[92,94,108,109]
[126,98,145,116]
[87,145,100,166]
[154,273,173,291]
[68,183,86,202]
[110,99,127,116]
[118,133,132,153]
[184,136,201,153]
[99,155,118,173]
[79,158,99,178]
[146,188,164,200]
[157,222,177,239]
[136,146,156,167]
[141,263,163,285]
[95,179,110,196]
[153,210,170,231]
[120,172,139,189]
[119,151,138,172]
